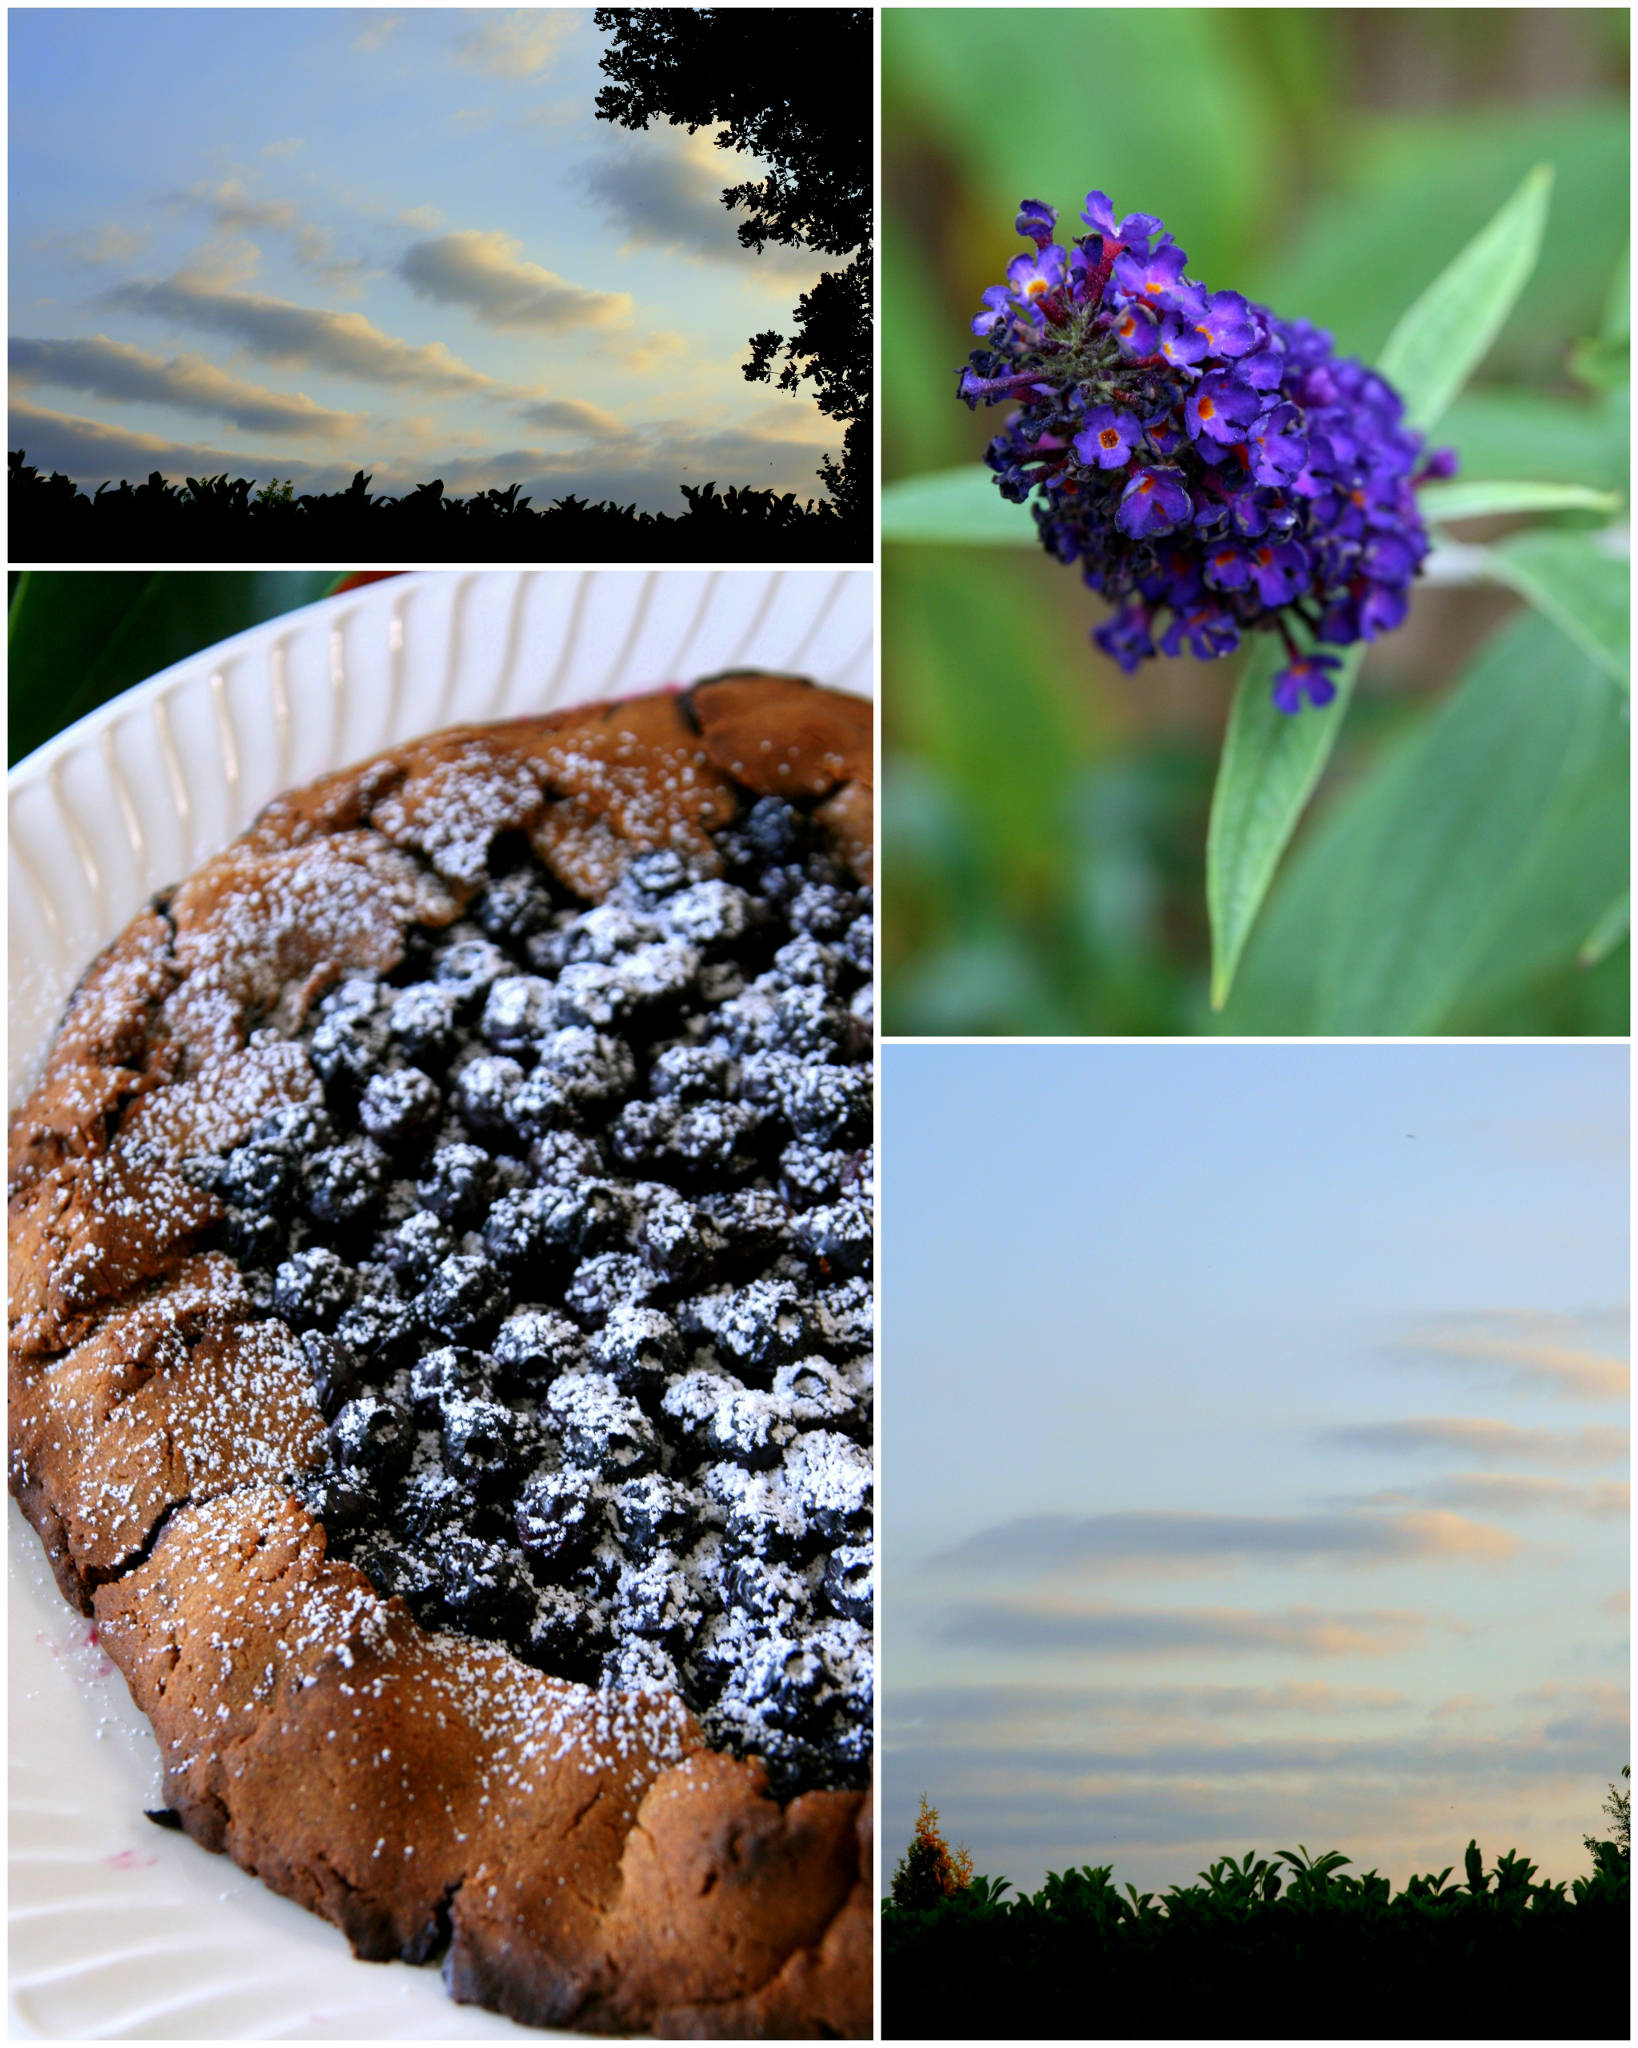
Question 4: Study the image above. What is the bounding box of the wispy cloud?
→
[932,1506,1519,1576]
[260,136,305,159]
[398,230,631,332]
[456,9,578,78]
[514,397,630,441]
[940,1598,1436,1660]
[9,334,361,439]
[107,271,498,392]
[1364,1475,1630,1520]
[1326,1416,1629,1467]
[353,13,403,55]
[171,176,297,233]
[1391,1312,1630,1401]
[584,122,816,276]
[7,397,340,486]
[36,221,149,266]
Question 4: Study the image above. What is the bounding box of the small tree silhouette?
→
[1583,1764,1630,1860]
[890,1795,975,1910]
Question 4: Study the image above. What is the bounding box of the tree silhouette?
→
[593,7,870,518]
[890,1795,975,1910]
[1583,1764,1631,1860]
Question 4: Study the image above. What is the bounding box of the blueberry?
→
[744,795,807,862]
[545,1371,660,1478]
[611,1474,694,1560]
[440,1395,523,1499]
[726,1556,814,1628]
[219,1209,285,1267]
[526,1128,605,1187]
[823,1541,873,1624]
[783,1430,872,1542]
[772,934,841,989]
[399,1467,466,1541]
[358,1068,443,1147]
[299,1329,361,1419]
[648,1043,732,1103]
[795,1198,871,1278]
[481,1187,568,1276]
[416,1143,495,1226]
[375,1209,455,1288]
[272,1247,354,1332]
[842,911,873,975]
[551,961,632,1030]
[452,1054,526,1137]
[515,1467,604,1574]
[481,975,556,1056]
[604,1633,686,1695]
[409,1342,492,1418]
[433,1532,534,1642]
[385,983,459,1069]
[632,1186,720,1286]
[546,1179,632,1258]
[621,848,691,902]
[524,1581,609,1680]
[493,1307,587,1384]
[694,1279,815,1374]
[787,882,855,940]
[613,1551,704,1645]
[591,1305,681,1395]
[216,1141,303,1215]
[309,1007,389,1095]
[304,1138,389,1230]
[779,1062,870,1147]
[307,1463,377,1538]
[661,880,753,948]
[813,1276,873,1360]
[472,868,556,945]
[434,934,510,1005]
[766,985,850,1058]
[328,1395,416,1486]
[535,1027,636,1116]
[696,1190,792,1271]
[333,1291,414,1370]
[780,1140,848,1207]
[413,1251,507,1342]
[563,1252,658,1327]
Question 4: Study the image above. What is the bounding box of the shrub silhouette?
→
[9,453,867,565]
[1583,1764,1630,1862]
[891,1795,975,1910]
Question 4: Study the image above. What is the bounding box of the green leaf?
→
[1419,478,1621,522]
[880,467,1041,547]
[1579,892,1629,968]
[7,569,351,767]
[1377,163,1554,434]
[1482,530,1629,685]
[1206,638,1365,1010]
[1438,388,1626,491]
[1217,612,1626,1034]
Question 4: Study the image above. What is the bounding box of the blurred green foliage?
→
[7,571,350,767]
[883,6,1629,1035]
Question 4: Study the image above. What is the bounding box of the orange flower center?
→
[1198,396,1216,420]
[1100,428,1121,450]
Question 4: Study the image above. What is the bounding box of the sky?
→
[9,8,843,509]
[884,1042,1630,1900]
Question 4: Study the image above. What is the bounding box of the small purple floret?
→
[1271,651,1341,714]
[1074,406,1143,471]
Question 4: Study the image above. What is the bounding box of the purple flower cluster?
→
[960,192,1457,711]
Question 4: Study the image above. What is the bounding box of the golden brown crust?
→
[9,678,873,2036]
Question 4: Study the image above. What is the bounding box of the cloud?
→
[1326,1417,1629,1467]
[9,335,360,439]
[932,1506,1519,1576]
[38,222,148,266]
[398,205,445,232]
[106,272,498,392]
[354,13,403,54]
[1600,1589,1629,1618]
[887,1680,1411,1743]
[1392,1314,1630,1401]
[1366,1475,1629,1520]
[173,177,297,233]
[456,9,577,77]
[584,122,817,276]
[398,231,631,333]
[940,1598,1434,1660]
[261,137,305,159]
[606,330,688,374]
[7,398,343,488]
[514,398,630,441]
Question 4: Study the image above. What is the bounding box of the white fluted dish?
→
[8,566,874,2040]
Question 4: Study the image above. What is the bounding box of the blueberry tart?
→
[9,675,873,2036]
